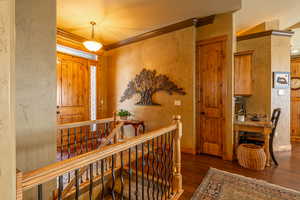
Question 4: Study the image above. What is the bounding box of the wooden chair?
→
[239,108,281,165]
[269,108,281,165]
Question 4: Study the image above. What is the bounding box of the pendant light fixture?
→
[83,21,103,52]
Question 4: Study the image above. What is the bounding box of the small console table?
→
[122,120,145,137]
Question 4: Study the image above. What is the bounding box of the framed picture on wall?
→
[273,72,290,89]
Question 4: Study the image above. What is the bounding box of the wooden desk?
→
[234,120,273,166]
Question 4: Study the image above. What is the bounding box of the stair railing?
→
[16,115,183,200]
[57,116,117,161]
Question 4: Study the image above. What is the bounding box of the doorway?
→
[196,36,227,157]
[56,52,98,124]
[291,56,300,142]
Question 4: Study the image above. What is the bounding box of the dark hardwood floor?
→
[180,143,300,199]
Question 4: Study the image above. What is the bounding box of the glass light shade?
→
[83,40,102,52]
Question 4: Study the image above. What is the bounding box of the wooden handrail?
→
[57,117,115,129]
[59,121,124,198]
[22,123,177,191]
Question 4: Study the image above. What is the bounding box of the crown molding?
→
[56,28,88,43]
[237,30,294,41]
[105,15,215,50]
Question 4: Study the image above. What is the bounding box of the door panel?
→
[196,37,226,157]
[57,53,90,124]
[291,57,300,142]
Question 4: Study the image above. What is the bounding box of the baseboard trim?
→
[181,147,197,155]
[274,144,292,152]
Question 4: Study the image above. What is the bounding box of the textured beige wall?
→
[237,36,272,115]
[271,35,291,150]
[0,0,16,199]
[15,0,57,198]
[105,13,236,158]
[237,35,291,151]
[196,12,235,160]
[106,27,196,151]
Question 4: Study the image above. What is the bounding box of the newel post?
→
[173,115,182,193]
[16,170,23,200]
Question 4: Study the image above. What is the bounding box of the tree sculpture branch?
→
[120,68,186,105]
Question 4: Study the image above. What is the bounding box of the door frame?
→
[195,35,228,159]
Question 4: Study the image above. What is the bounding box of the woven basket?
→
[237,144,266,171]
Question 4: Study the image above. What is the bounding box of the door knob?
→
[56,111,60,114]
[200,112,205,115]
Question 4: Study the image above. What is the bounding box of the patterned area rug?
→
[191,168,300,200]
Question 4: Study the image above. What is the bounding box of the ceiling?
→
[57,0,241,45]
[235,0,300,32]
[235,0,300,55]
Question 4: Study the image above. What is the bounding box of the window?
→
[56,44,98,61]
[90,66,97,130]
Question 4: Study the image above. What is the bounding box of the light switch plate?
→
[174,100,181,106]
[278,89,285,96]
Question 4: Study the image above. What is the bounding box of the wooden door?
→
[234,51,253,96]
[291,57,300,142]
[196,36,226,157]
[57,53,90,124]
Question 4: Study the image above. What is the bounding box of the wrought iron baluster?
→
[89,163,93,200]
[111,155,116,200]
[120,151,124,200]
[85,126,88,153]
[80,127,83,154]
[162,134,168,200]
[67,128,71,158]
[166,132,171,198]
[159,135,165,200]
[80,127,84,183]
[67,128,71,182]
[92,127,96,150]
[135,145,139,200]
[75,169,80,200]
[147,141,151,200]
[105,123,108,137]
[142,143,145,200]
[101,159,105,200]
[129,148,132,200]
[74,128,77,156]
[96,124,100,148]
[60,130,63,161]
[58,175,63,200]
[38,184,42,200]
[156,137,160,200]
[96,160,99,176]
[151,138,156,199]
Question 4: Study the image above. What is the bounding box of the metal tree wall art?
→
[120,68,186,105]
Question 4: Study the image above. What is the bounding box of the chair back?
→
[271,108,281,136]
